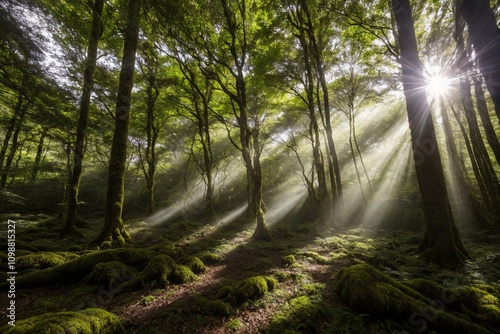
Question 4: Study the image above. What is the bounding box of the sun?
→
[427,75,451,96]
[425,64,453,99]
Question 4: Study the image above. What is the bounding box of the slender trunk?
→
[392,0,468,268]
[460,0,500,120]
[1,103,28,187]
[301,0,342,203]
[144,73,158,216]
[472,74,500,165]
[352,117,373,194]
[59,142,72,219]
[459,76,500,214]
[448,102,493,214]
[31,129,47,182]
[91,0,141,246]
[349,115,367,205]
[440,99,485,227]
[65,0,104,233]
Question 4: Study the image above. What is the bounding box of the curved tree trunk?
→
[64,0,104,234]
[392,0,468,268]
[91,0,140,246]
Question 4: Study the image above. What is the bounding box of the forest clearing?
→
[1,0,500,333]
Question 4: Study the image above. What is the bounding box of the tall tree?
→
[91,0,141,245]
[460,0,500,120]
[64,0,104,234]
[391,0,468,267]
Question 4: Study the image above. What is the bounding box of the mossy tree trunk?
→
[460,0,500,121]
[392,0,468,268]
[64,0,104,234]
[91,0,141,246]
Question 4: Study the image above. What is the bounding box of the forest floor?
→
[1,211,500,333]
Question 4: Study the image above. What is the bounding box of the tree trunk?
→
[1,103,28,187]
[31,129,47,182]
[460,0,500,120]
[440,98,484,228]
[448,102,493,216]
[392,0,468,268]
[301,0,342,205]
[91,0,140,246]
[472,74,500,165]
[459,76,500,215]
[64,0,104,234]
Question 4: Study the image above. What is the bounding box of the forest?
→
[1,0,500,332]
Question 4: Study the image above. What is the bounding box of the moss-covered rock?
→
[85,261,139,288]
[218,285,234,299]
[452,285,500,328]
[197,252,224,264]
[235,276,276,303]
[5,248,150,289]
[282,254,296,266]
[300,251,331,265]
[169,265,198,284]
[196,297,233,316]
[181,256,206,274]
[17,252,80,271]
[0,308,126,333]
[138,254,176,287]
[335,264,491,334]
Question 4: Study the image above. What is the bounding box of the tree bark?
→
[1,102,28,187]
[392,0,468,268]
[300,0,342,206]
[460,0,500,120]
[31,129,47,182]
[472,74,500,165]
[64,0,104,234]
[91,0,140,246]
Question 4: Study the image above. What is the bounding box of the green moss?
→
[273,271,291,282]
[225,318,244,331]
[181,256,206,274]
[282,254,296,266]
[139,295,155,306]
[299,251,331,265]
[218,285,234,299]
[169,265,198,284]
[0,308,126,334]
[138,254,176,287]
[17,252,80,270]
[267,296,326,334]
[85,261,139,287]
[235,276,276,303]
[196,297,233,316]
[8,248,151,289]
[100,241,112,250]
[335,264,490,334]
[403,278,450,300]
[197,252,224,264]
